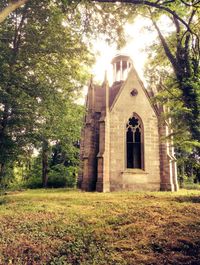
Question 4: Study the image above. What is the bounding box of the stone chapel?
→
[78,54,179,192]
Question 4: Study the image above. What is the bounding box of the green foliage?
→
[48,165,77,188]
[0,163,15,190]
[24,157,43,189]
[26,175,43,189]
[182,183,200,190]
[177,149,200,186]
[145,34,197,144]
[0,0,92,186]
[23,145,79,189]
[137,2,200,186]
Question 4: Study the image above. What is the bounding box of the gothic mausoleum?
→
[78,54,179,192]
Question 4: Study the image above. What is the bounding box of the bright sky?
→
[79,15,173,103]
[91,14,173,85]
[91,16,158,85]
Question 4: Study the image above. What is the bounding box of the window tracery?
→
[126,115,143,169]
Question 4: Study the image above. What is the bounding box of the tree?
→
[0,0,92,185]
[38,97,84,187]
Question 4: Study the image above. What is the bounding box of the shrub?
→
[47,165,77,188]
[25,175,43,189]
[182,183,200,190]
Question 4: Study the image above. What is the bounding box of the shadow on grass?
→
[0,197,7,205]
[171,239,200,256]
[175,196,200,203]
[148,238,200,265]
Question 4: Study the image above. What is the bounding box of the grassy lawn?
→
[0,189,200,264]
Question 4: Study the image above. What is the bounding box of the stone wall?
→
[109,68,160,191]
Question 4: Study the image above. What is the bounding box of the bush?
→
[0,163,15,190]
[24,159,43,189]
[66,166,77,188]
[47,164,67,188]
[47,165,77,188]
[182,183,200,190]
[25,175,43,189]
[20,156,78,189]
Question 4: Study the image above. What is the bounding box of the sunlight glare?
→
[91,15,173,85]
[78,15,173,104]
[91,16,158,85]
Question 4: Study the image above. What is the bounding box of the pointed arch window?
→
[126,115,143,169]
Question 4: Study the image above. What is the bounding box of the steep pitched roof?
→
[109,80,124,107]
[110,66,159,117]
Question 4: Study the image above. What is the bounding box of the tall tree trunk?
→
[42,140,49,188]
[0,105,9,184]
[0,163,5,187]
[180,163,185,188]
[180,81,200,141]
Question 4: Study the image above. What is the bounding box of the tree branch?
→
[0,0,28,23]
[173,15,181,46]
[159,82,180,100]
[180,9,200,73]
[13,4,27,57]
[172,16,188,76]
[92,0,193,32]
[188,9,196,26]
[162,0,175,4]
[180,0,200,7]
[149,10,178,73]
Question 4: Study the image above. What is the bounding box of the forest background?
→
[0,0,199,191]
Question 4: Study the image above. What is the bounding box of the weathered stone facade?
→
[79,55,179,192]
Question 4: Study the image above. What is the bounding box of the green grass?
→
[0,189,200,264]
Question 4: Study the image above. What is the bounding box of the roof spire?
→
[104,70,107,83]
[102,71,109,113]
[87,75,94,112]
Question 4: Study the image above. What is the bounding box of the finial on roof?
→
[101,70,109,87]
[101,70,109,113]
[89,74,93,86]
[104,70,108,83]
[88,74,94,112]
